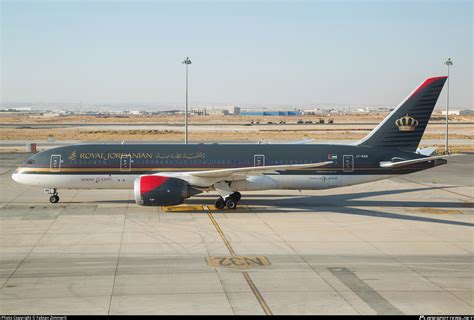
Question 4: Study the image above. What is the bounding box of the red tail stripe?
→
[410,76,447,98]
[140,175,169,194]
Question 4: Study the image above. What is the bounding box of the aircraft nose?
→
[11,173,19,183]
[11,168,22,183]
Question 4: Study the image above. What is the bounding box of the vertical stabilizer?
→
[357,76,447,151]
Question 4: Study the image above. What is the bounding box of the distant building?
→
[190,106,240,116]
[441,109,474,116]
[353,107,392,113]
[1,107,32,112]
[302,109,323,115]
[191,108,207,116]
[0,107,39,115]
[228,106,240,115]
[209,109,229,116]
[240,110,302,116]
[38,112,62,118]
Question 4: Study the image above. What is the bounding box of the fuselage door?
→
[343,155,354,173]
[50,154,61,172]
[120,154,132,172]
[254,154,265,167]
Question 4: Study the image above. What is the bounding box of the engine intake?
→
[134,175,201,206]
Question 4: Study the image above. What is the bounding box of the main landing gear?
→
[45,188,60,203]
[215,192,241,210]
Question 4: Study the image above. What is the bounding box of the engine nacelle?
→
[134,175,201,206]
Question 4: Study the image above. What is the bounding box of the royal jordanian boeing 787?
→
[12,76,453,209]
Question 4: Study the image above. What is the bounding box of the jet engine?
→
[134,175,201,206]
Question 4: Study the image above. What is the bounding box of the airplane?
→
[12,76,453,209]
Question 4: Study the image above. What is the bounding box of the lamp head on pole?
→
[445,58,453,66]
[182,57,192,65]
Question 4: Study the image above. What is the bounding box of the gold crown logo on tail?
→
[395,114,418,132]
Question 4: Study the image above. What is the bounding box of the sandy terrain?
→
[0,127,472,142]
[1,114,472,153]
[0,112,472,125]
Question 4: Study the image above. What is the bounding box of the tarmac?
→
[0,153,472,315]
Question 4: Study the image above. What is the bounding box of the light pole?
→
[444,58,453,154]
[182,57,192,144]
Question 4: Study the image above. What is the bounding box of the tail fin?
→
[357,76,447,151]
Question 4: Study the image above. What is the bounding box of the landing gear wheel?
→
[226,198,238,210]
[215,197,225,210]
[49,195,60,203]
[232,192,241,202]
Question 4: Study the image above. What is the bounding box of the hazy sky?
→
[1,0,472,108]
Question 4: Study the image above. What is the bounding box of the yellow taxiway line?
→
[204,205,273,316]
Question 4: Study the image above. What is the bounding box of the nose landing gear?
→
[214,192,241,210]
[49,195,60,203]
[45,188,60,203]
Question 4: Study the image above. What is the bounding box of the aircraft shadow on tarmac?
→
[89,186,474,227]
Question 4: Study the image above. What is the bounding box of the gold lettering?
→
[125,152,153,159]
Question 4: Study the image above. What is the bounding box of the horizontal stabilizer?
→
[379,154,458,168]
[416,147,437,156]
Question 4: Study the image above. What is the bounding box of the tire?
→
[226,198,237,210]
[232,192,241,202]
[214,198,225,210]
[49,195,59,203]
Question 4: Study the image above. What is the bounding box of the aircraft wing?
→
[159,161,333,186]
[379,154,457,168]
[188,161,333,178]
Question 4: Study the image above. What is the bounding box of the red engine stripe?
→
[140,175,169,194]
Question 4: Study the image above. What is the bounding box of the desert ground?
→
[0,113,472,153]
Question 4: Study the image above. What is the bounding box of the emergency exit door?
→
[254,155,265,167]
[120,154,132,171]
[50,155,61,172]
[343,155,353,172]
